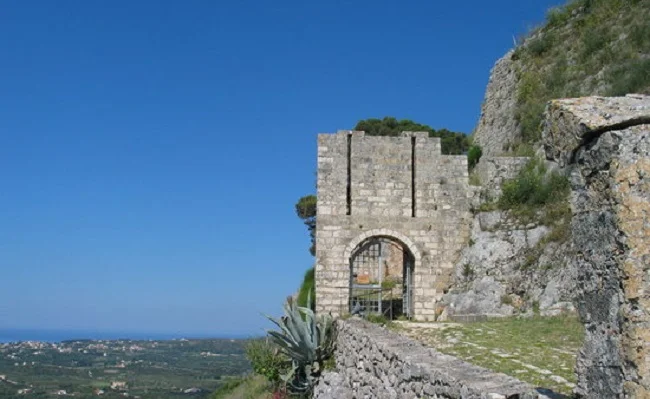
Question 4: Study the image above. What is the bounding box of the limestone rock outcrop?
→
[543,94,650,398]
[473,51,521,157]
[543,95,650,167]
[441,211,575,320]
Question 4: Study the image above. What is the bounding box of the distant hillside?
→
[474,0,650,156]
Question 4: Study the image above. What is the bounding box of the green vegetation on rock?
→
[513,0,650,147]
[467,144,482,170]
[498,158,570,210]
[496,158,573,270]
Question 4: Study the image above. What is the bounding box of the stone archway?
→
[343,229,422,268]
[344,229,422,319]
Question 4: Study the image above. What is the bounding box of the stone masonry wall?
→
[315,131,471,321]
[313,318,540,399]
[543,95,650,398]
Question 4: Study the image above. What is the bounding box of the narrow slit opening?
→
[411,136,416,218]
[346,133,352,216]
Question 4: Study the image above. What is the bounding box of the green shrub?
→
[296,267,315,310]
[498,158,569,209]
[467,145,482,170]
[515,71,546,142]
[629,23,650,48]
[526,33,555,57]
[607,58,650,96]
[546,57,569,93]
[245,339,289,386]
[546,7,571,28]
[579,27,610,61]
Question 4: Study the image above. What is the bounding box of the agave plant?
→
[266,295,335,394]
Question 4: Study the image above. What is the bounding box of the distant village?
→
[0,338,247,397]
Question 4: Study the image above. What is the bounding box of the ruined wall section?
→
[315,131,470,321]
[543,95,650,398]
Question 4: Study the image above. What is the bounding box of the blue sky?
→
[0,0,563,337]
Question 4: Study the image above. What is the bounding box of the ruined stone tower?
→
[315,130,471,321]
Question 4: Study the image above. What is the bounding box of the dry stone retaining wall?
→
[313,318,540,399]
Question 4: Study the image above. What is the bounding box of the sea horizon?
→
[0,328,255,343]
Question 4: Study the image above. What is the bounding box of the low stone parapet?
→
[314,318,544,399]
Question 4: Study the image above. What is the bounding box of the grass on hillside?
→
[512,0,650,149]
[211,375,272,399]
[398,316,584,395]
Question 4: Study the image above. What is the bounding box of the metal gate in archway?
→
[348,236,415,319]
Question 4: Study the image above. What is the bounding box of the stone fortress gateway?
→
[315,130,471,321]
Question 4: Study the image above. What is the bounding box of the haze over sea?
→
[0,328,249,343]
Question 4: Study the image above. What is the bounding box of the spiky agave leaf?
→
[266,298,315,364]
[287,298,314,359]
[297,305,317,350]
[265,296,337,394]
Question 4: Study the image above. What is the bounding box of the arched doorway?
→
[348,236,415,319]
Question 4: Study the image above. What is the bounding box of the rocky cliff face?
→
[441,210,576,320]
[473,1,650,157]
[473,51,521,157]
[543,95,650,398]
